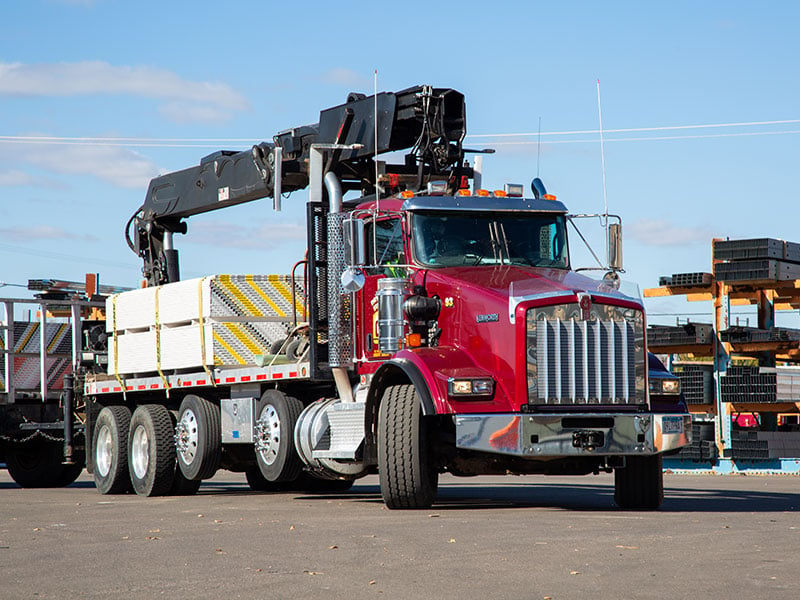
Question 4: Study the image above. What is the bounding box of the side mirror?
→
[608,222,623,270]
[343,218,366,267]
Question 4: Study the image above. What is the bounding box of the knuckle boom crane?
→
[126,85,467,286]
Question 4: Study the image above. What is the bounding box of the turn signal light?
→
[405,333,422,347]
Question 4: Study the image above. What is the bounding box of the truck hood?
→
[417,265,640,307]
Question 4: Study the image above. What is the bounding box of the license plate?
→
[662,416,683,434]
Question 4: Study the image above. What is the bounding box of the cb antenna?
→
[596,79,609,258]
[374,69,380,213]
[536,116,542,177]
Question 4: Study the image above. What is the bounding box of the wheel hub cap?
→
[95,425,113,478]
[174,408,198,465]
[254,404,281,466]
[131,425,150,479]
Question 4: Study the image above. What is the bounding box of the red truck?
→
[3,85,690,509]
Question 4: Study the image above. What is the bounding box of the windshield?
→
[411,211,569,268]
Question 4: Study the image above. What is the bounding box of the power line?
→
[486,129,800,146]
[469,118,800,138]
[0,242,138,270]
[0,119,798,148]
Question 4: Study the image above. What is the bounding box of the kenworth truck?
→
[4,85,690,508]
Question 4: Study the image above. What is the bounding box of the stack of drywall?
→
[107,275,306,375]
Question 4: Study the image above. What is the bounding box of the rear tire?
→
[93,406,132,494]
[167,411,202,496]
[128,405,176,497]
[175,395,221,481]
[378,384,438,509]
[170,468,202,495]
[6,440,68,488]
[253,390,303,482]
[245,466,287,492]
[614,454,664,510]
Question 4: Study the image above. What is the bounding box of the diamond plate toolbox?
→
[106,275,307,375]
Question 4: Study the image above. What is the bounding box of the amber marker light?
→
[457,189,472,196]
[405,333,422,347]
[542,194,557,201]
[400,190,415,199]
[494,190,507,197]
[476,189,490,197]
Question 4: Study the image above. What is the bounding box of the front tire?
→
[377,384,438,509]
[253,390,303,482]
[128,405,176,497]
[93,406,132,494]
[614,454,664,510]
[175,395,221,481]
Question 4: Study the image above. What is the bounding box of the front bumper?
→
[455,413,691,457]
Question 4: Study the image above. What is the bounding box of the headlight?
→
[650,377,681,395]
[448,378,494,397]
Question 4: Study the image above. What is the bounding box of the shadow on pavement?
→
[2,474,797,513]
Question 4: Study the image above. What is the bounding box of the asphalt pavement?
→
[1,470,798,599]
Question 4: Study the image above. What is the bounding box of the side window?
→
[366,218,405,274]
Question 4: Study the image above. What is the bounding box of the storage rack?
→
[644,238,800,474]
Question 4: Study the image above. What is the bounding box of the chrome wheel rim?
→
[255,404,281,466]
[95,424,113,478]
[175,408,198,466]
[131,425,150,480]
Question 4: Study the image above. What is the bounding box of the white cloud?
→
[322,68,370,88]
[184,220,307,249]
[0,225,97,242]
[0,61,249,123]
[21,143,161,189]
[0,170,35,186]
[627,218,715,247]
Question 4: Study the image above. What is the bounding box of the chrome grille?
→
[526,302,645,405]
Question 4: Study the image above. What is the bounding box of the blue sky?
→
[2,0,799,326]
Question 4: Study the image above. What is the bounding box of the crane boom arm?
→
[129,85,466,285]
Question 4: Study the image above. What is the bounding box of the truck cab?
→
[337,184,690,509]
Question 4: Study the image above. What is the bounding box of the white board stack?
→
[107,274,306,375]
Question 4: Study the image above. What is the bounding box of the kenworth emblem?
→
[577,293,592,320]
[476,313,500,323]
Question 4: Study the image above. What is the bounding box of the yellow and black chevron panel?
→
[2,322,72,354]
[210,320,290,365]
[209,275,307,321]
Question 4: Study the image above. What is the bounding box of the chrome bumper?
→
[455,413,692,457]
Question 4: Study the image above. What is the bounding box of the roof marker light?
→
[457,189,472,196]
[494,190,507,197]
[400,190,415,199]
[476,189,490,197]
[505,183,524,197]
[427,180,447,195]
[542,193,557,201]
